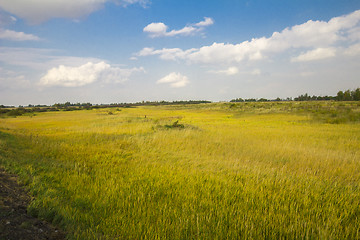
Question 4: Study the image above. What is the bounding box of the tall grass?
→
[1,102,360,239]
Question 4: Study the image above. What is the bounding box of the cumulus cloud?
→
[194,17,214,27]
[210,67,239,75]
[0,0,149,24]
[137,10,360,64]
[291,48,336,62]
[143,23,168,37]
[0,29,40,41]
[143,17,214,38]
[157,72,189,88]
[39,62,144,87]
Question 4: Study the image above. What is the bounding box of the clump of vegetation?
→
[154,120,186,130]
[164,120,184,129]
[0,107,60,118]
[6,108,26,117]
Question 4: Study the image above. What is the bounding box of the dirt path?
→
[0,168,66,240]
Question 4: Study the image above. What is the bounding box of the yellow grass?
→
[0,102,360,239]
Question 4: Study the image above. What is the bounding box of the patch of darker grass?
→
[164,120,185,129]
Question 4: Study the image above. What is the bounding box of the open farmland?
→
[1,101,360,239]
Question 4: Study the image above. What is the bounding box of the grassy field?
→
[1,101,360,239]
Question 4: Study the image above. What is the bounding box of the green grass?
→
[0,101,360,239]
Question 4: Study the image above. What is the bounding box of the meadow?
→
[0,101,360,239]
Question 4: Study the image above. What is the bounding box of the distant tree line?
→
[230,88,360,102]
[335,88,360,101]
[53,102,92,108]
[295,88,360,101]
[133,100,211,106]
[52,100,211,109]
[0,100,212,117]
[230,97,292,102]
[293,94,336,101]
[1,88,359,114]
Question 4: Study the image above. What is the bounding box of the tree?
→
[351,88,360,101]
[344,90,352,101]
[337,91,344,101]
[230,98,244,102]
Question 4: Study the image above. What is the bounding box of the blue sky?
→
[1,0,360,105]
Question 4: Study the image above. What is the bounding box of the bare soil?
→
[0,168,66,240]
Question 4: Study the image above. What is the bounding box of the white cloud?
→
[224,67,239,75]
[348,27,360,41]
[344,43,360,56]
[137,10,360,64]
[39,62,144,87]
[0,11,38,41]
[117,0,149,7]
[143,22,168,38]
[209,67,262,76]
[137,41,266,63]
[210,67,239,75]
[194,17,214,27]
[0,0,149,24]
[157,72,189,88]
[0,29,40,41]
[136,47,197,60]
[291,48,336,62]
[166,26,198,37]
[143,17,214,38]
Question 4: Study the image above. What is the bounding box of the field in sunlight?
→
[1,102,360,239]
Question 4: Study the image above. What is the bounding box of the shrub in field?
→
[7,108,26,117]
[0,109,10,115]
[164,120,184,129]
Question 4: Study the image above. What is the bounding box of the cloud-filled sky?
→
[1,0,360,105]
